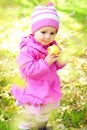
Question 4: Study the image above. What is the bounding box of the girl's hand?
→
[45,53,58,65]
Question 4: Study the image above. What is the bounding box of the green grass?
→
[62,105,87,128]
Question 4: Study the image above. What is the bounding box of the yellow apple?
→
[48,45,60,55]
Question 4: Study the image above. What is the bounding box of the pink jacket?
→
[11,34,65,106]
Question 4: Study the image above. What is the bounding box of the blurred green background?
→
[0,0,87,130]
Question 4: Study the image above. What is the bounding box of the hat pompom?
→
[47,2,54,6]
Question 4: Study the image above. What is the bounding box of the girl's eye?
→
[41,31,46,34]
[50,32,55,35]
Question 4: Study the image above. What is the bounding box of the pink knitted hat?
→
[30,3,60,33]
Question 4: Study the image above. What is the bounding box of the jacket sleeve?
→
[53,41,67,70]
[55,61,66,70]
[17,48,50,78]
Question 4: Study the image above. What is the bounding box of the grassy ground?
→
[0,0,87,130]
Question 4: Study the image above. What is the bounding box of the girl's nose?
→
[45,34,50,39]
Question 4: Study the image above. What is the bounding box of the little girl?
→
[11,3,66,130]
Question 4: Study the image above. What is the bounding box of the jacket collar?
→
[20,34,56,54]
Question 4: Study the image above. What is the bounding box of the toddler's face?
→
[34,26,56,46]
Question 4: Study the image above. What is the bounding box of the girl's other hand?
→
[45,53,58,65]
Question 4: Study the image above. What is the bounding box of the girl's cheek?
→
[38,34,43,40]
